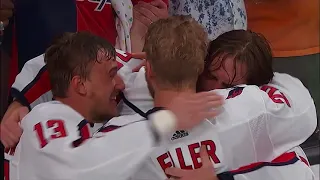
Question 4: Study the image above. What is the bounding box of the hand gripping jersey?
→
[6,101,159,180]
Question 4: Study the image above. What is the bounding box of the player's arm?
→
[72,121,160,179]
[165,147,313,180]
[23,110,163,179]
[260,73,317,156]
[1,55,48,147]
[213,83,316,161]
[0,101,28,148]
[26,93,221,179]
[10,54,50,110]
[230,154,315,180]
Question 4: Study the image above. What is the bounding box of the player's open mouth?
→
[110,96,118,107]
[116,92,123,104]
[110,92,122,104]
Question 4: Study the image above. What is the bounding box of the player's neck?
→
[56,97,93,122]
[153,89,196,107]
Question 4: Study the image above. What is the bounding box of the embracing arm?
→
[25,94,221,180]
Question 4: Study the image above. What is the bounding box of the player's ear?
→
[71,75,87,96]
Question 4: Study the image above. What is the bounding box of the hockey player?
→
[4,31,222,180]
[2,17,317,180]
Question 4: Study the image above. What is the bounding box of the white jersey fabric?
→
[117,67,153,115]
[8,50,317,180]
[6,101,158,180]
[107,73,317,180]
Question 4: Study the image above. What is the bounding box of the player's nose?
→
[114,75,125,91]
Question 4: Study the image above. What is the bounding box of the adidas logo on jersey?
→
[171,130,189,141]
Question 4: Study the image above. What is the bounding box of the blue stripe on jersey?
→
[10,65,47,110]
[10,88,31,111]
[231,157,299,175]
[72,119,90,147]
[120,92,147,118]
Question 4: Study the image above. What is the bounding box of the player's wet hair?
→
[203,30,274,86]
[143,15,208,90]
[44,32,116,98]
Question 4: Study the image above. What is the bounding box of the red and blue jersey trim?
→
[230,152,309,175]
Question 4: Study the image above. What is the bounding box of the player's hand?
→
[0,0,14,27]
[131,52,146,72]
[131,0,168,52]
[134,0,168,28]
[168,91,223,131]
[165,145,219,180]
[1,106,28,148]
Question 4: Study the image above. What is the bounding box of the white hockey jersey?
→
[117,67,154,115]
[5,101,160,180]
[106,73,317,179]
[9,50,317,180]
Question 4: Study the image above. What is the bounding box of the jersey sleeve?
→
[17,103,157,180]
[211,83,316,168]
[260,73,317,159]
[69,121,156,180]
[229,152,314,180]
[10,54,53,110]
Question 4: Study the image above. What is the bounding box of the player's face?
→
[198,56,247,91]
[86,52,125,122]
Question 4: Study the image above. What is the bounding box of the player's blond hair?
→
[144,15,208,90]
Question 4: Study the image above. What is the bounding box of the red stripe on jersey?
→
[116,51,132,62]
[72,120,91,148]
[231,152,307,174]
[272,152,308,166]
[99,125,121,133]
[24,70,51,104]
[117,61,124,70]
[4,159,9,180]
